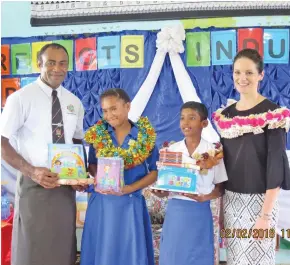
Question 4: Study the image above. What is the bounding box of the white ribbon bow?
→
[156,24,185,54]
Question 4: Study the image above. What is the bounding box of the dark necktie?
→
[52,90,65,143]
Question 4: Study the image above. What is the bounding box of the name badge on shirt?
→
[67,104,76,115]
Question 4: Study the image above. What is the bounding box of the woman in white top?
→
[152,101,228,265]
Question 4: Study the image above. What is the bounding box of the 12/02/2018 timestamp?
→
[220,228,290,239]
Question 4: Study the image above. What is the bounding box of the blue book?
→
[154,165,197,194]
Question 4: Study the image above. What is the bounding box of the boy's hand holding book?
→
[151,188,169,198]
[180,193,209,202]
[180,183,224,201]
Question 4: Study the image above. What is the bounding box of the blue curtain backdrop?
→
[2,27,290,149]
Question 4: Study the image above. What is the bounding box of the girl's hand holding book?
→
[100,190,123,196]
[121,185,134,195]
[95,188,122,196]
[95,185,134,196]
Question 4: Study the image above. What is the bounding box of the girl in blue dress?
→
[81,88,159,265]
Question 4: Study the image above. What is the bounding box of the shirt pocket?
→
[64,113,78,140]
[24,107,50,133]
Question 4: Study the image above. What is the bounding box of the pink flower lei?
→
[212,107,290,139]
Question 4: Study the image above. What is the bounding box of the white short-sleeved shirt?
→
[0,77,85,167]
[167,138,228,201]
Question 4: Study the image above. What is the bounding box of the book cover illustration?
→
[48,144,87,179]
[95,157,124,192]
[76,191,88,228]
[154,165,198,194]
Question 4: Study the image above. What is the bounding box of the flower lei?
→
[160,140,176,149]
[84,117,156,169]
[212,107,290,139]
[191,142,223,161]
[192,142,224,174]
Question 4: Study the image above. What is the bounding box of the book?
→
[157,161,200,170]
[76,191,88,228]
[153,165,198,194]
[48,144,89,185]
[95,157,124,192]
[159,150,183,165]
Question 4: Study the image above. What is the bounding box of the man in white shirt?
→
[1,43,85,265]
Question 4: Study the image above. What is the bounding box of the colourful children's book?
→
[153,165,198,194]
[95,157,124,192]
[48,144,89,185]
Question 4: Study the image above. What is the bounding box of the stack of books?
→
[153,150,199,194]
[159,150,183,165]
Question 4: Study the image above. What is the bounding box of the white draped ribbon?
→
[129,25,219,143]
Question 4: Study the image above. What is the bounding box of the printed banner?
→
[211,30,236,65]
[97,36,121,69]
[11,43,32,75]
[238,28,263,56]
[1,45,10,75]
[20,77,38,88]
[121,35,144,68]
[1,28,290,74]
[1,78,20,108]
[186,32,210,67]
[53,40,74,71]
[75,37,97,71]
[264,29,289,64]
[31,41,52,73]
